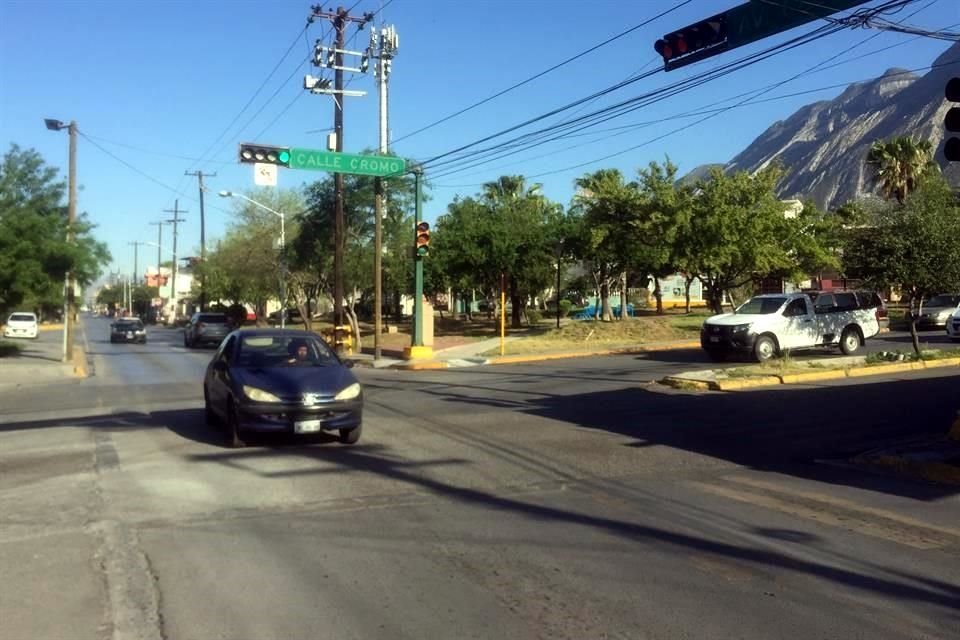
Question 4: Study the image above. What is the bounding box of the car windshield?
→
[115,321,143,330]
[234,335,339,368]
[735,297,787,315]
[9,314,35,322]
[198,314,228,323]
[926,295,960,307]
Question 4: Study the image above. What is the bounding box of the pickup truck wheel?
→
[753,335,777,363]
[840,327,861,355]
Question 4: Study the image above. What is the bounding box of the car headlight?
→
[243,385,282,403]
[731,323,752,334]
[334,383,361,401]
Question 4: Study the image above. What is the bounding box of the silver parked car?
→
[913,294,960,329]
[184,312,231,348]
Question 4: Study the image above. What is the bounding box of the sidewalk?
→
[0,321,87,389]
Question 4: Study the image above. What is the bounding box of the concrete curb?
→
[662,356,960,392]
[390,340,702,371]
[485,340,701,366]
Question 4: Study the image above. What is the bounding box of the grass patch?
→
[0,340,22,357]
[482,313,708,356]
[868,348,960,364]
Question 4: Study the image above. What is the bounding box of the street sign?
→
[289,148,406,177]
[254,163,278,186]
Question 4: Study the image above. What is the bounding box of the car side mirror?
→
[213,360,228,372]
[343,359,355,369]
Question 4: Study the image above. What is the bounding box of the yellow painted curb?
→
[923,357,960,369]
[39,324,65,332]
[847,361,925,377]
[404,345,434,360]
[713,376,782,391]
[72,345,87,378]
[779,369,849,384]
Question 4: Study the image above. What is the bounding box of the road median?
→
[662,354,960,391]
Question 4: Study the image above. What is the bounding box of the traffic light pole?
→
[405,168,431,359]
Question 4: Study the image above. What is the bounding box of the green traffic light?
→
[278,150,291,164]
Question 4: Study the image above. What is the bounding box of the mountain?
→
[720,42,960,210]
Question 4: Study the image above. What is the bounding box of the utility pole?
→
[185,170,216,311]
[162,201,187,324]
[372,25,398,361]
[65,121,77,362]
[309,4,373,350]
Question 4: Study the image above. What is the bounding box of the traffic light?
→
[945,77,960,162]
[415,221,430,257]
[654,13,727,70]
[238,143,291,167]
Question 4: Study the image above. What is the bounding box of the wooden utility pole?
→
[185,170,216,311]
[162,201,187,323]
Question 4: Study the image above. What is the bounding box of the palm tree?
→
[866,136,939,204]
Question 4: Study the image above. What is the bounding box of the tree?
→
[0,144,110,318]
[686,167,794,314]
[199,188,305,323]
[866,136,939,205]
[432,176,563,328]
[568,169,636,321]
[292,162,419,338]
[843,175,960,354]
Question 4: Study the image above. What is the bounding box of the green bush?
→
[559,299,573,318]
[526,308,542,325]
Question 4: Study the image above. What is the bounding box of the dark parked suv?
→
[184,312,231,348]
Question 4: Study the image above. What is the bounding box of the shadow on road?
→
[186,439,960,619]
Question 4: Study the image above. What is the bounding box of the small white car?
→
[701,292,881,362]
[946,308,960,342]
[3,312,39,339]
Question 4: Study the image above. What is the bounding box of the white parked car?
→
[701,292,881,362]
[946,308,960,342]
[3,312,39,339]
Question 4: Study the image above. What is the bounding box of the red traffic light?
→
[654,13,727,67]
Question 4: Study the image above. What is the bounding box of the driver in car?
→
[286,338,313,365]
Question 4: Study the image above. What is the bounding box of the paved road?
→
[1,315,958,639]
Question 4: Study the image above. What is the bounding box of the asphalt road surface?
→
[1,315,958,640]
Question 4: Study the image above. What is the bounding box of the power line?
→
[421,0,931,179]
[391,0,695,145]
[421,21,845,174]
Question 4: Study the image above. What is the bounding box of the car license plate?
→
[295,419,322,433]
[709,336,720,343]
[126,332,133,339]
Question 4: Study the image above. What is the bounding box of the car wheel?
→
[227,399,245,448]
[338,423,362,445]
[753,335,777,363]
[840,327,861,355]
[204,386,218,426]
[184,335,192,348]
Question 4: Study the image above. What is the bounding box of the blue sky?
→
[1,0,956,280]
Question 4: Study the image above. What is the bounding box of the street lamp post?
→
[218,191,286,329]
[44,118,77,363]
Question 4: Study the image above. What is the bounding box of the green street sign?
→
[289,148,406,177]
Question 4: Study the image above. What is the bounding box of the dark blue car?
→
[203,329,363,448]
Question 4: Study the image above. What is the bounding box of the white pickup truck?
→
[700,292,882,362]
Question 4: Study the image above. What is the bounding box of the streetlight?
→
[44,118,77,363]
[218,191,287,329]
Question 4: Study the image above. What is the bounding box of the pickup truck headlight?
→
[243,385,282,403]
[731,323,752,334]
[334,383,361,401]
